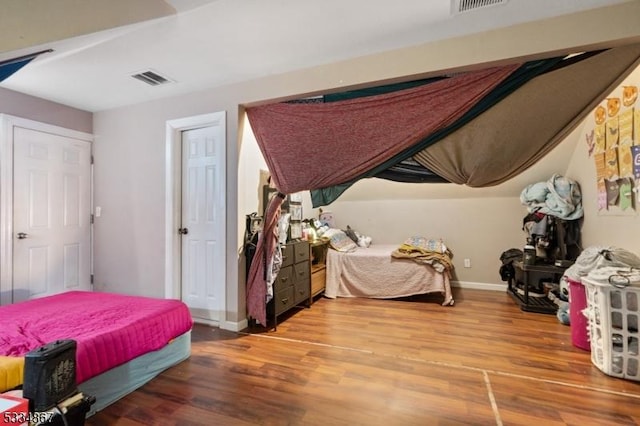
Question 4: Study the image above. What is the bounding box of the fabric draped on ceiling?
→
[247,44,640,207]
[413,43,640,187]
[309,55,576,205]
[0,49,52,82]
[0,58,33,82]
[246,64,520,197]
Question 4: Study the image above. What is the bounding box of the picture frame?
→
[289,204,302,221]
[289,222,302,240]
[289,192,303,203]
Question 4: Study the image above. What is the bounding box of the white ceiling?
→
[0,0,632,112]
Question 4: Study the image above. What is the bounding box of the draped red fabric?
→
[246,193,284,326]
[246,64,520,194]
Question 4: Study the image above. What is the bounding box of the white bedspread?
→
[325,244,453,305]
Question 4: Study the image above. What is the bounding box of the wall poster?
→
[585,84,639,215]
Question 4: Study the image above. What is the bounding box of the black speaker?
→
[23,339,78,412]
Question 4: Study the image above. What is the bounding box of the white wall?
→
[92,97,241,326]
[0,87,92,133]
[324,197,525,285]
[566,66,640,255]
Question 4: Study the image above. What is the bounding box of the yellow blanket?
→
[391,237,454,275]
[0,356,24,392]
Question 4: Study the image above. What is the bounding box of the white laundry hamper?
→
[583,267,640,381]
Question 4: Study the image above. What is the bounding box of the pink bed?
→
[0,291,193,385]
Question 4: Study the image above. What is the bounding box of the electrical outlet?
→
[464,258,471,268]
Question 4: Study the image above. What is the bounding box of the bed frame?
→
[79,330,191,415]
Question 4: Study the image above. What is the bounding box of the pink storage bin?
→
[569,278,590,351]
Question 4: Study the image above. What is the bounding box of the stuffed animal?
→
[556,302,570,325]
[548,291,570,325]
[357,235,372,248]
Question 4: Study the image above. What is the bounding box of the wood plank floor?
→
[87,288,640,425]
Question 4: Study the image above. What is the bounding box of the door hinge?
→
[90,274,94,284]
[90,214,95,224]
[91,155,94,165]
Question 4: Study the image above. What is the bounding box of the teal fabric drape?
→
[0,49,52,82]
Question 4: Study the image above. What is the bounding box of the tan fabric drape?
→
[413,43,640,187]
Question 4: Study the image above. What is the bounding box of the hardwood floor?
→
[86,288,640,425]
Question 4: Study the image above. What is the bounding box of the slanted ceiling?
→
[0,0,176,54]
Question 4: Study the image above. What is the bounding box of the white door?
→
[180,125,224,320]
[12,127,92,302]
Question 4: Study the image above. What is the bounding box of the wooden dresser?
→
[268,240,311,328]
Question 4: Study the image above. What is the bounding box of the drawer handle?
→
[281,276,288,283]
[281,297,289,304]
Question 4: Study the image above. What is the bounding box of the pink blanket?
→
[0,291,193,383]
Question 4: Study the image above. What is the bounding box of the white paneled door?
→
[12,127,92,302]
[180,125,224,319]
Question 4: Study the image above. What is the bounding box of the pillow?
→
[327,230,358,252]
[322,228,344,239]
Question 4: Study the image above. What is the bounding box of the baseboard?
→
[219,318,248,332]
[192,317,219,328]
[451,280,507,291]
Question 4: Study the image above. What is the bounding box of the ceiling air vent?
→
[130,69,174,86]
[452,0,508,14]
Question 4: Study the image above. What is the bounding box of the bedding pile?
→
[391,236,454,275]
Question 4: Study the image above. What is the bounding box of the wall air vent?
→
[452,0,508,14]
[130,69,174,86]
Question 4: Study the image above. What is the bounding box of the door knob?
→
[17,232,28,239]
[178,228,189,235]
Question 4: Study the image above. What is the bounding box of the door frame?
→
[165,112,226,325]
[0,114,94,306]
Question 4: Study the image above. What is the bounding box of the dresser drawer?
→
[281,244,294,267]
[293,262,310,282]
[294,278,310,304]
[293,241,310,263]
[273,265,293,292]
[273,286,295,315]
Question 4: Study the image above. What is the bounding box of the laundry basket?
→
[583,269,640,380]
